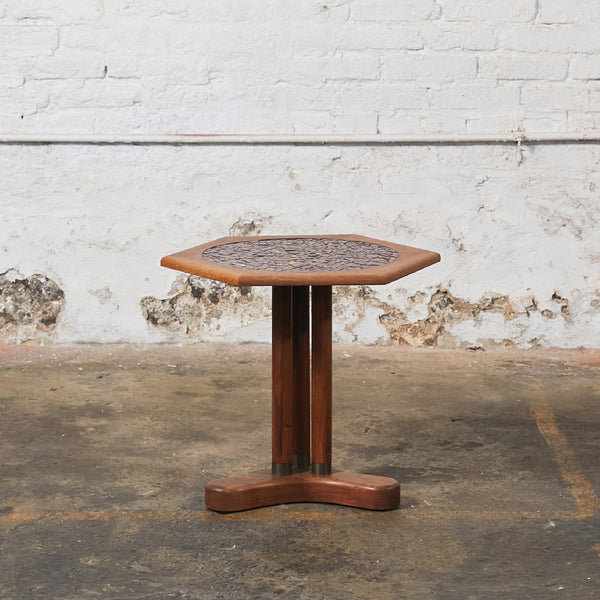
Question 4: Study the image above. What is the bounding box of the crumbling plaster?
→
[2,0,600,347]
[2,143,598,348]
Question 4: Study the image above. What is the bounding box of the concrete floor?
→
[0,343,599,600]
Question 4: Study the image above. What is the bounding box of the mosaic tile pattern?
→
[202,238,399,272]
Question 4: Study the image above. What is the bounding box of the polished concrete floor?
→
[0,343,599,600]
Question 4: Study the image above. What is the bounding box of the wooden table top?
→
[160,234,440,286]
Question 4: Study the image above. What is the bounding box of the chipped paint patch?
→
[143,281,582,348]
[228,210,273,237]
[333,286,580,349]
[0,270,64,343]
[140,276,270,338]
[333,286,517,348]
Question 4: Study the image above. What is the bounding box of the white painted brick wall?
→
[0,25,58,57]
[1,0,598,135]
[0,0,599,347]
[478,55,570,81]
[442,0,538,23]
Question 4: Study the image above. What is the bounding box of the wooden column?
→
[311,285,332,475]
[271,286,293,476]
[291,286,311,471]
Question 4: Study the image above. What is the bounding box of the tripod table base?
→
[205,470,400,512]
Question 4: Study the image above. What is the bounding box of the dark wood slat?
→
[292,286,310,470]
[311,285,332,473]
[205,470,400,512]
[271,286,293,475]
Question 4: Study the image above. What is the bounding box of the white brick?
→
[338,23,424,50]
[478,54,568,81]
[430,85,520,110]
[331,170,381,197]
[207,51,281,87]
[291,110,334,132]
[567,110,600,130]
[135,54,210,84]
[180,0,349,23]
[0,25,58,57]
[59,25,104,51]
[0,63,25,88]
[104,56,140,79]
[588,88,600,107]
[442,0,537,22]
[7,106,143,134]
[21,51,106,80]
[333,83,429,112]
[539,0,600,24]
[571,55,600,80]
[60,22,171,54]
[11,0,102,22]
[383,53,478,83]
[521,85,590,111]
[465,114,525,133]
[144,83,210,111]
[522,113,568,132]
[273,84,337,112]
[52,80,141,108]
[419,111,468,132]
[165,22,271,54]
[423,23,497,51]
[350,0,440,22]
[377,111,421,133]
[334,111,378,134]
[498,25,600,54]
[286,52,380,83]
[0,81,49,117]
[148,105,293,134]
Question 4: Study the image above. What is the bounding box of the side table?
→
[161,235,440,512]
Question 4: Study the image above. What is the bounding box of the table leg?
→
[292,286,310,471]
[271,285,293,476]
[205,284,400,512]
[311,286,332,475]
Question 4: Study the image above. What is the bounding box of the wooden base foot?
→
[205,470,400,512]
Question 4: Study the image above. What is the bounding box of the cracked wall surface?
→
[0,270,64,343]
[2,144,599,348]
[141,277,270,341]
[1,3,600,347]
[332,286,589,349]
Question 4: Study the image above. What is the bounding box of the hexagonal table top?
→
[160,235,440,286]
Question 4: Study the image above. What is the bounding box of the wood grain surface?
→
[205,469,400,512]
[160,234,440,286]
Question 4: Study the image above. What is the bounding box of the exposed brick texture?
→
[0,0,597,134]
[1,1,599,348]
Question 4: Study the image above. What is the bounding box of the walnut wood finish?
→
[205,470,400,512]
[160,234,440,286]
[311,286,332,474]
[271,286,293,475]
[291,286,310,470]
[160,235,440,512]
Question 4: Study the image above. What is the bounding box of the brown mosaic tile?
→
[202,238,399,273]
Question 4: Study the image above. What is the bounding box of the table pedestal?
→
[205,285,400,512]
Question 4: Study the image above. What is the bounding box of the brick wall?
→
[2,0,600,133]
[1,1,599,347]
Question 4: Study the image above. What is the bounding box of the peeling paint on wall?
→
[228,211,273,237]
[3,142,599,347]
[140,276,270,338]
[333,286,579,349]
[140,276,587,349]
[0,270,65,343]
